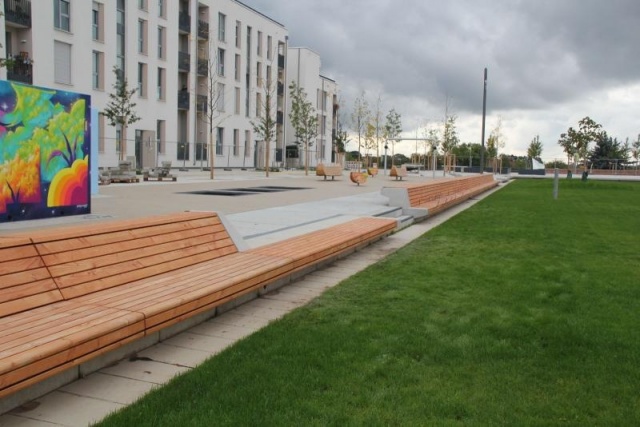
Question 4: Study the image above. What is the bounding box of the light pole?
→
[383,142,388,175]
[480,67,488,173]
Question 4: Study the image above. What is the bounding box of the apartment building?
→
[0,0,295,170]
[286,47,338,168]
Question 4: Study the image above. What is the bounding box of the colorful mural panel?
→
[0,81,91,222]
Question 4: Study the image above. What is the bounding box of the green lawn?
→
[97,179,640,426]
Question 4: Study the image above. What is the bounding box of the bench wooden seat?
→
[316,164,343,180]
[382,174,499,220]
[0,212,397,407]
[390,165,408,180]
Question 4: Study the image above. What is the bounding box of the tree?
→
[486,117,505,158]
[200,39,230,179]
[558,116,603,172]
[589,132,629,169]
[363,122,377,167]
[441,98,459,156]
[384,108,402,166]
[558,131,577,167]
[288,81,318,175]
[371,95,384,165]
[252,63,277,177]
[527,135,543,167]
[351,91,370,163]
[102,67,140,162]
[632,134,640,170]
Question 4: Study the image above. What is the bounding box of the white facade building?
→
[0,0,296,170]
[286,46,338,168]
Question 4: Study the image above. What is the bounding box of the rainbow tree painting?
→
[0,81,91,222]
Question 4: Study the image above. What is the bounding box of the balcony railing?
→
[178,90,190,110]
[198,20,209,39]
[178,51,190,72]
[197,58,208,76]
[7,61,32,84]
[179,12,191,34]
[4,0,31,28]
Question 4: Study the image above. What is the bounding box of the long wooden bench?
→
[0,212,396,409]
[316,164,343,180]
[381,174,499,220]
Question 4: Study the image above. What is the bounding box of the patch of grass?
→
[97,179,640,426]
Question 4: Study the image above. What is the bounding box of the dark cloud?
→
[240,0,640,113]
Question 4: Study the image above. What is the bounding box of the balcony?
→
[4,0,31,28]
[198,20,209,39]
[196,95,207,113]
[277,81,284,96]
[178,90,190,110]
[7,61,32,84]
[178,51,190,72]
[197,58,208,76]
[179,12,191,34]
[278,54,285,69]
[276,111,284,125]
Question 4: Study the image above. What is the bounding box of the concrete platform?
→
[0,169,506,426]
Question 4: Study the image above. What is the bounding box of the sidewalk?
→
[0,170,503,426]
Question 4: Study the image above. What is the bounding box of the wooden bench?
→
[390,165,408,181]
[349,171,368,186]
[0,212,396,409]
[381,174,499,220]
[367,167,379,177]
[316,164,343,180]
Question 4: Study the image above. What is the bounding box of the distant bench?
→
[382,174,499,220]
[0,212,396,412]
[316,164,343,180]
[390,165,408,181]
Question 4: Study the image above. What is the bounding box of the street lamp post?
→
[383,143,388,175]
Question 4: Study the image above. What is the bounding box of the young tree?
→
[102,67,140,162]
[363,122,377,167]
[632,134,640,171]
[527,135,543,167]
[252,64,277,177]
[441,97,459,156]
[558,116,603,172]
[372,95,384,165]
[351,91,370,163]
[288,81,318,175]
[558,130,577,167]
[199,39,230,179]
[384,108,402,166]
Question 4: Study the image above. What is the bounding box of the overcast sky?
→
[241,0,640,160]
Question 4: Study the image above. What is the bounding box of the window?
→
[138,19,148,54]
[218,13,226,42]
[157,120,165,154]
[217,48,225,76]
[234,87,241,114]
[234,54,241,81]
[217,83,225,112]
[116,125,122,155]
[266,65,272,88]
[54,41,72,84]
[98,114,106,153]
[92,51,104,90]
[244,130,251,157]
[158,26,165,59]
[92,2,104,41]
[256,62,262,87]
[267,35,272,59]
[257,31,263,56]
[158,0,165,18]
[216,127,224,155]
[235,21,241,48]
[138,62,147,97]
[233,129,240,156]
[256,93,262,117]
[157,67,165,100]
[138,0,147,10]
[54,0,71,31]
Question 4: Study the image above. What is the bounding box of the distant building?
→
[1,0,337,171]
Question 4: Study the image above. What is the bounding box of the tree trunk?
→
[120,125,127,162]
[209,126,215,180]
[304,140,309,176]
[265,138,270,178]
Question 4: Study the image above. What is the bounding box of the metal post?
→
[553,168,559,199]
[480,67,487,174]
[383,143,388,175]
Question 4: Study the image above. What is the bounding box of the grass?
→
[96,179,640,426]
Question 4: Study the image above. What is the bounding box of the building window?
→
[54,0,71,32]
[157,67,165,100]
[138,62,147,97]
[157,119,165,154]
[138,0,147,10]
[99,114,106,153]
[244,130,251,157]
[218,13,226,42]
[235,21,241,48]
[158,0,165,18]
[158,26,165,59]
[92,2,104,41]
[256,93,262,117]
[216,127,224,155]
[266,65,272,88]
[257,31,263,57]
[138,19,148,54]
[234,54,241,81]
[92,50,104,90]
[233,129,240,156]
[234,87,241,115]
[54,41,72,84]
[217,83,225,112]
[267,35,272,59]
[217,48,225,76]
[256,62,262,87]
